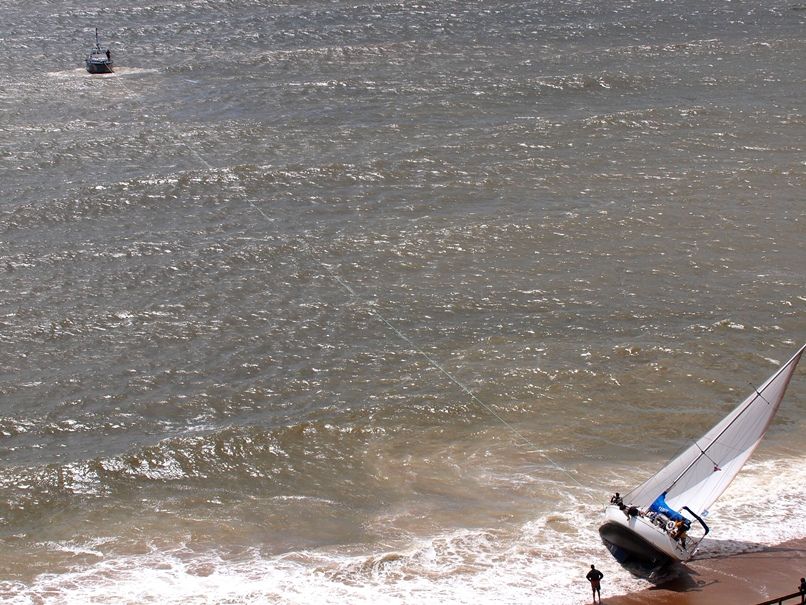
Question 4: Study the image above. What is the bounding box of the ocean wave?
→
[0,158,404,233]
[0,417,36,437]
[608,36,806,59]
[5,455,805,604]
[533,71,646,93]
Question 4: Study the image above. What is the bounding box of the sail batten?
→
[624,345,805,516]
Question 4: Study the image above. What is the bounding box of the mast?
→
[664,344,805,495]
[623,344,804,510]
[665,392,761,494]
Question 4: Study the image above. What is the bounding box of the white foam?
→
[3,508,632,604]
[692,457,806,555]
[6,533,607,605]
[7,456,805,604]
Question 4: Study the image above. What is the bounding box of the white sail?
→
[624,345,805,517]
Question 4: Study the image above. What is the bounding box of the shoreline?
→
[600,538,806,605]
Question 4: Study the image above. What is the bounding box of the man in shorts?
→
[586,564,604,604]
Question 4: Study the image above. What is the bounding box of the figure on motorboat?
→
[86,28,113,74]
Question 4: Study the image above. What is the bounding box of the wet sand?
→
[601,538,806,605]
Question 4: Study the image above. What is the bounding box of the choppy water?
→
[1,1,804,603]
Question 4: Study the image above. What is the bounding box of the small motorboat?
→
[86,28,113,74]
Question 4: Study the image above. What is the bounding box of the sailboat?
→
[599,344,805,569]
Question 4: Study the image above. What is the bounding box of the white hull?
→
[599,505,693,567]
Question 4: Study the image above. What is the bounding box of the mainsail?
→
[623,345,805,518]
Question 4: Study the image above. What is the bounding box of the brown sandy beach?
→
[597,538,806,605]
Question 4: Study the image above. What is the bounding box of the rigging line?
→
[107,71,216,175]
[268,219,591,492]
[664,373,786,495]
[750,383,771,406]
[695,444,721,471]
[111,73,590,493]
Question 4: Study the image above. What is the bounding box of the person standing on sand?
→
[798,577,805,604]
[586,564,604,604]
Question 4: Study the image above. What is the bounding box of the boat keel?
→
[599,521,674,571]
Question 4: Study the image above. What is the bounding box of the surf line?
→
[110,74,589,493]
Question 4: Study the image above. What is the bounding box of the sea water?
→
[0,0,804,603]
